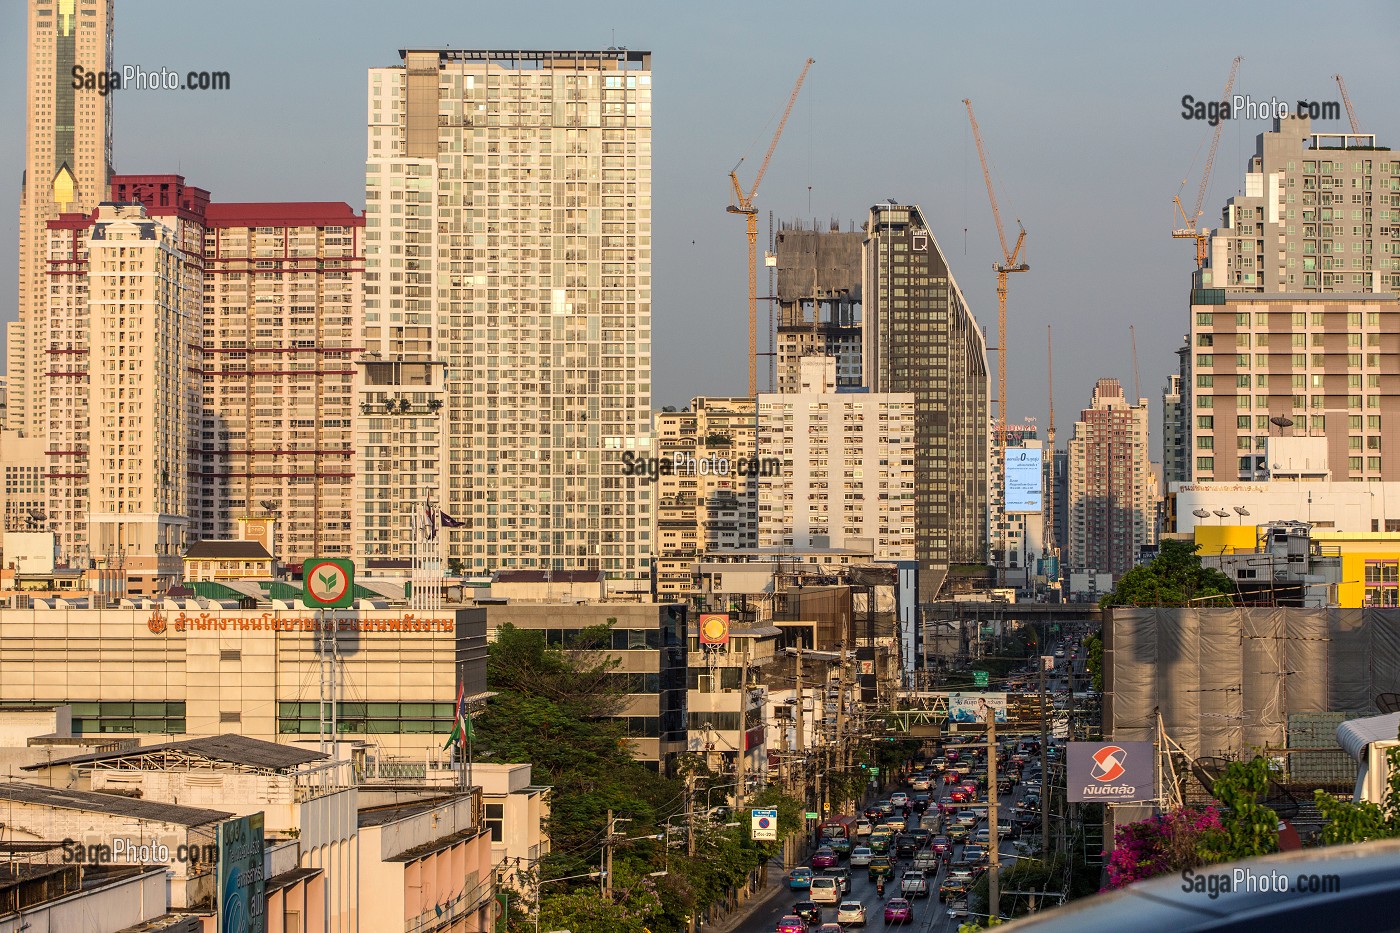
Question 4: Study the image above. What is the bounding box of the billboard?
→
[947,692,1008,724]
[1067,742,1155,802]
[217,812,266,933]
[1004,447,1043,513]
[751,807,778,841]
[698,613,731,646]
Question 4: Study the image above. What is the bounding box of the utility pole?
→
[686,774,697,858]
[736,641,749,815]
[794,648,805,755]
[1040,657,1050,852]
[603,809,613,900]
[987,706,1000,922]
[834,647,849,790]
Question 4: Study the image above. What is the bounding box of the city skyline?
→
[2,1,1396,464]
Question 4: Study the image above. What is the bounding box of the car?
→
[910,776,930,791]
[889,792,909,807]
[793,901,822,924]
[788,867,814,890]
[883,897,913,924]
[930,835,951,856]
[810,876,841,906]
[920,813,942,832]
[963,845,990,868]
[939,875,971,902]
[908,828,932,844]
[836,900,867,927]
[882,817,906,833]
[945,895,970,920]
[869,834,892,855]
[849,846,873,867]
[900,869,930,898]
[929,756,947,771]
[855,818,873,837]
[953,810,980,829]
[972,828,992,846]
[943,770,962,785]
[912,850,940,872]
[912,793,931,808]
[811,847,838,869]
[823,866,851,894]
[776,916,806,933]
[864,805,885,821]
[867,856,894,882]
[818,925,844,933]
[876,800,896,816]
[945,824,969,843]
[895,835,920,858]
[948,789,969,804]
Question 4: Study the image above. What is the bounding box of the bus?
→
[819,814,857,853]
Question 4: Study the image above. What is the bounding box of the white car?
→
[910,776,931,791]
[809,875,841,905]
[889,791,909,807]
[836,900,867,927]
[855,818,873,837]
[849,846,873,867]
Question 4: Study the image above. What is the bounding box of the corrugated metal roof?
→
[23,734,326,772]
[1338,712,1400,762]
[0,782,231,827]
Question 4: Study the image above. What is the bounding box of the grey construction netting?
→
[1106,608,1400,760]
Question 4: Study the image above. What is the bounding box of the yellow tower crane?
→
[729,58,814,397]
[963,99,1028,456]
[1334,73,1361,133]
[1173,56,1242,267]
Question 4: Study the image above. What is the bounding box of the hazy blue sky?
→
[2,1,1397,459]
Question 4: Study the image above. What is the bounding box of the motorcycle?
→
[876,876,886,896]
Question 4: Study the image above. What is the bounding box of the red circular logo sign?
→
[1091,745,1128,782]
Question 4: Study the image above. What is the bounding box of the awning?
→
[1337,711,1400,762]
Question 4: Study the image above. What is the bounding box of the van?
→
[809,876,840,905]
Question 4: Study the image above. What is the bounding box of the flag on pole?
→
[423,500,439,541]
[439,511,466,529]
[443,680,474,750]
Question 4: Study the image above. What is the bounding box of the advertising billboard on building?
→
[1004,447,1043,513]
[217,812,266,933]
[947,692,1008,724]
[1067,742,1155,802]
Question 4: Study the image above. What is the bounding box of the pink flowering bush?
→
[1103,807,1223,890]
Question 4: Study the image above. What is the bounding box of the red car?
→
[931,835,951,856]
[961,781,979,797]
[776,916,805,933]
[810,846,838,869]
[943,770,962,785]
[884,897,914,924]
[948,789,969,804]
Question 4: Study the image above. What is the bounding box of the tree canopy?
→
[1099,539,1234,609]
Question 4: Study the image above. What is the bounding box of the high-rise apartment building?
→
[1067,378,1157,578]
[757,356,915,560]
[1187,117,1400,482]
[360,49,653,584]
[0,431,47,533]
[12,0,114,437]
[197,199,363,566]
[863,202,989,597]
[774,223,863,392]
[1162,369,1187,488]
[41,175,364,578]
[79,202,201,593]
[652,397,757,599]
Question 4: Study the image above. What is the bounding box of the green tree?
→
[1197,757,1280,862]
[1083,628,1103,692]
[1100,539,1234,609]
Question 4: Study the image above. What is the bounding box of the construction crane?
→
[963,99,1028,456]
[1334,73,1361,133]
[729,58,815,397]
[1045,325,1057,561]
[1173,56,1242,267]
[1130,324,1141,402]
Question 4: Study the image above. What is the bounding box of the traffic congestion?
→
[742,636,1089,933]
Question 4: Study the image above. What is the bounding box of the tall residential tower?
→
[1067,378,1156,579]
[360,49,653,585]
[12,0,114,437]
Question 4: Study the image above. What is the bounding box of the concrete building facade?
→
[774,222,863,392]
[652,397,758,600]
[862,202,989,597]
[360,49,653,586]
[11,0,114,437]
[1067,378,1157,578]
[757,356,915,561]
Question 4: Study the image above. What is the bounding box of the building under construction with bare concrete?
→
[773,221,863,392]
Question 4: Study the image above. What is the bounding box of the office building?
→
[862,202,989,597]
[0,430,47,533]
[1066,378,1157,578]
[653,397,758,600]
[0,603,488,757]
[360,49,653,585]
[11,0,114,438]
[197,197,364,568]
[483,600,686,771]
[1186,119,1400,482]
[774,222,863,392]
[757,356,915,561]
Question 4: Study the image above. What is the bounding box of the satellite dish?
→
[1192,509,1211,518]
[260,500,280,513]
[1234,506,1251,516]
[1213,509,1231,518]
[1270,415,1294,429]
